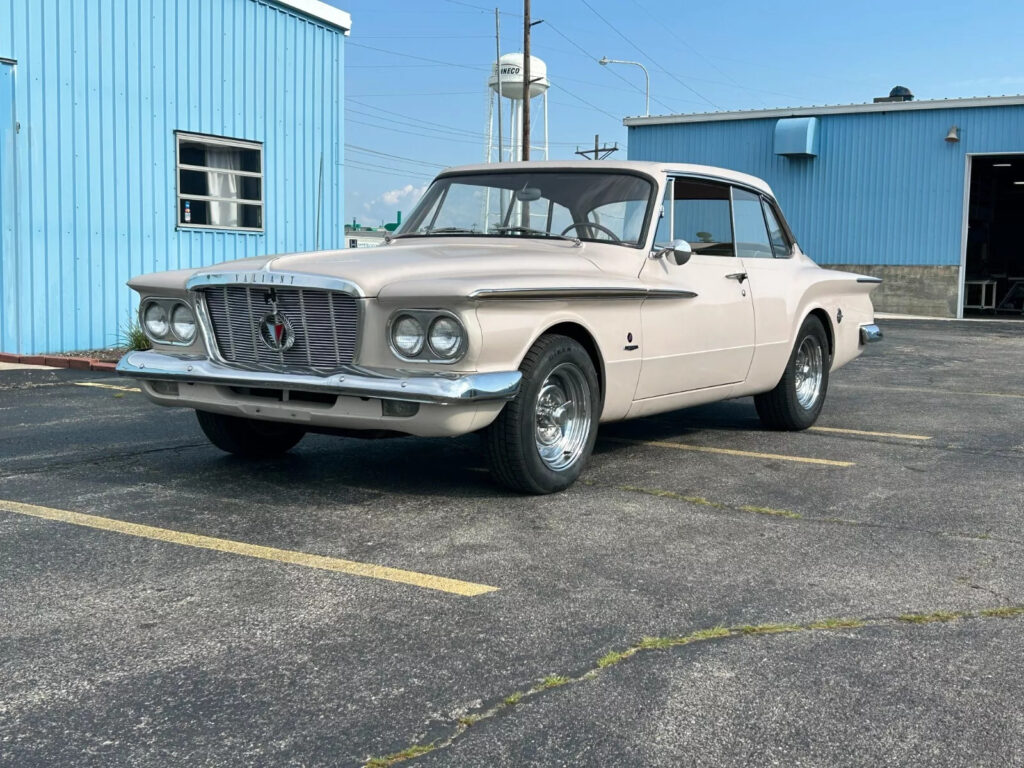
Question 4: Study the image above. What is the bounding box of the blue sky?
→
[329,0,1024,226]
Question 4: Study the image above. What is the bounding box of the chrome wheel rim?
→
[794,336,824,410]
[534,363,591,471]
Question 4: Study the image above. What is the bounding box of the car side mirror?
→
[651,239,692,266]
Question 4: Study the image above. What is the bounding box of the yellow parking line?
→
[809,426,932,441]
[75,381,141,393]
[837,383,1023,400]
[604,437,853,467]
[0,499,498,597]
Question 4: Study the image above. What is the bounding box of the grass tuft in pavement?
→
[365,743,437,767]
[898,610,964,624]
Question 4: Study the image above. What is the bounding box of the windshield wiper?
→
[492,225,578,242]
[424,226,481,235]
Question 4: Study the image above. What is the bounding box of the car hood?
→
[186,238,611,298]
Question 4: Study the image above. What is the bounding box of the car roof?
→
[438,160,775,198]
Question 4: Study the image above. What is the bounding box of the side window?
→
[761,199,792,258]
[732,188,774,259]
[672,179,734,257]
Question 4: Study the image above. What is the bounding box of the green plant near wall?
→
[120,313,151,352]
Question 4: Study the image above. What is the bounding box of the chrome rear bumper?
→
[859,323,883,344]
[116,350,522,405]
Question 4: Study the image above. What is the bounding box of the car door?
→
[733,189,800,356]
[635,177,755,399]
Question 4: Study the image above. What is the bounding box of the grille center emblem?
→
[258,312,295,352]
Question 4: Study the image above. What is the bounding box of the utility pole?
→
[575,134,619,160]
[495,8,502,161]
[521,0,530,162]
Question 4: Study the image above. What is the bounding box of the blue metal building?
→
[0,0,350,354]
[626,93,1024,317]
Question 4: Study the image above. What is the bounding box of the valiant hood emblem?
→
[258,312,295,352]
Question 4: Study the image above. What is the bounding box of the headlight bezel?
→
[388,309,467,364]
[139,297,199,346]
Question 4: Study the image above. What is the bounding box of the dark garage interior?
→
[965,154,1024,316]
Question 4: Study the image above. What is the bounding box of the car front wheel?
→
[195,410,305,457]
[754,314,830,430]
[485,334,600,494]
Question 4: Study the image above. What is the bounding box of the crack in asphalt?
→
[0,442,210,480]
[599,481,1024,549]
[362,607,1024,767]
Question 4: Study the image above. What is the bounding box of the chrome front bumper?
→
[859,323,883,344]
[116,350,522,405]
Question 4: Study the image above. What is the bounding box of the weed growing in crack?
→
[365,743,437,767]
[538,675,571,690]
[980,606,1024,618]
[734,622,803,635]
[738,504,802,519]
[365,607,1024,767]
[806,618,867,630]
[898,611,964,624]
[597,649,631,668]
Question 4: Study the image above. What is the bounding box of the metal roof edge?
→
[623,94,1024,126]
[271,0,351,34]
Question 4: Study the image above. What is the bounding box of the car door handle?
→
[725,272,748,283]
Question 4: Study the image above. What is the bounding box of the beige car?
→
[118,161,881,493]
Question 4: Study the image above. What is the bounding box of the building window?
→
[175,132,263,231]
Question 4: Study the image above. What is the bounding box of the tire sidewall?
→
[784,317,830,428]
[515,339,600,493]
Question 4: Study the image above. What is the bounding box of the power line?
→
[541,21,681,113]
[347,91,480,98]
[547,82,621,121]
[346,145,450,169]
[576,0,722,110]
[348,98,622,149]
[345,161,435,180]
[346,42,485,72]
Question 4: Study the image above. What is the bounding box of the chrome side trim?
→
[186,270,365,298]
[116,350,522,405]
[468,287,697,300]
[856,277,883,284]
[859,324,883,344]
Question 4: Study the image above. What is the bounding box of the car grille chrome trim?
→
[200,285,359,371]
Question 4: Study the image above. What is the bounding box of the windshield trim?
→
[400,168,661,250]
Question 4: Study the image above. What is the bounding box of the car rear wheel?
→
[195,410,305,457]
[754,315,830,430]
[485,334,600,494]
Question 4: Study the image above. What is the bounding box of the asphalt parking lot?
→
[1,318,1023,767]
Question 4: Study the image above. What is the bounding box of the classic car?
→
[117,160,882,494]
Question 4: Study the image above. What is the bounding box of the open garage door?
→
[964,155,1024,317]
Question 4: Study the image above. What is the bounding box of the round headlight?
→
[391,315,425,357]
[142,302,169,339]
[171,303,196,343]
[428,316,464,359]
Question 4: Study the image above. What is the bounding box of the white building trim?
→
[273,0,351,34]
[624,95,1024,126]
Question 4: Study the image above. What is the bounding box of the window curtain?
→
[206,149,241,227]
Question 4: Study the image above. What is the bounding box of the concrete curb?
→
[0,352,118,373]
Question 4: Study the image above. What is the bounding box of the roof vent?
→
[873,85,915,103]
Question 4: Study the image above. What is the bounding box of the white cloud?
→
[359,183,428,227]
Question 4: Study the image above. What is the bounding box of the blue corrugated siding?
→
[0,0,345,354]
[628,105,1024,268]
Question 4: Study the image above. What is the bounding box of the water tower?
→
[485,53,550,162]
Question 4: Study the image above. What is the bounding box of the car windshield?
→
[395,170,656,247]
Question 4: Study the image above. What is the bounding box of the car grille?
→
[201,285,358,370]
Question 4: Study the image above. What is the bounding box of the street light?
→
[599,56,650,117]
